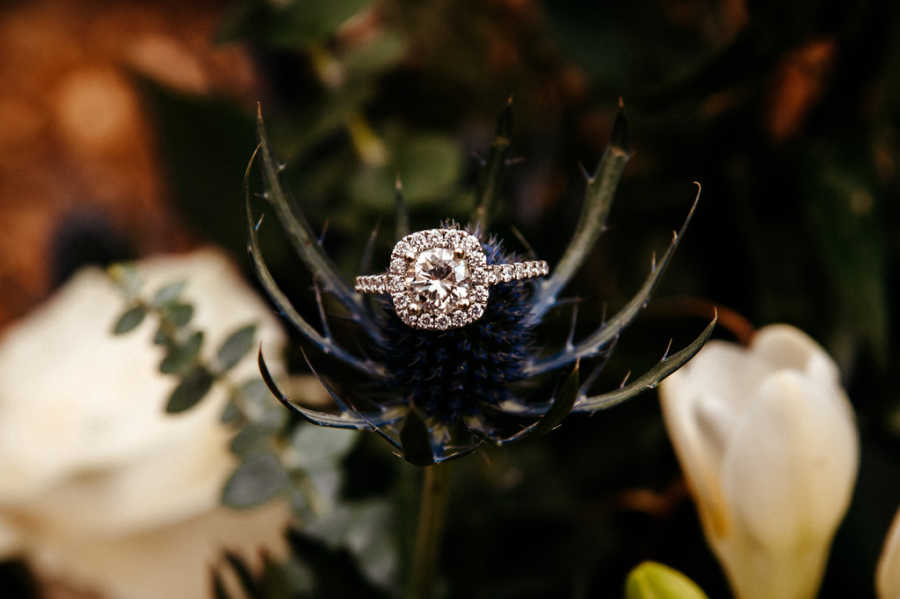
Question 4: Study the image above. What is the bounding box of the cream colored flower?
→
[660,324,859,599]
[877,507,900,599]
[0,249,291,599]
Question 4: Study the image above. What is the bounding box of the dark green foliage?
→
[221,452,289,509]
[160,331,204,375]
[112,305,146,334]
[216,324,258,372]
[166,366,215,413]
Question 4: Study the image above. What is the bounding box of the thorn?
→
[651,251,657,271]
[619,370,632,389]
[313,280,331,340]
[578,161,592,182]
[318,220,329,246]
[566,303,579,349]
[254,214,265,231]
[610,101,631,153]
[661,338,674,361]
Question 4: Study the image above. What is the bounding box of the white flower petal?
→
[877,507,900,599]
[0,248,292,598]
[660,323,859,599]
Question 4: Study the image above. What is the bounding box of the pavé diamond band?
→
[355,228,549,330]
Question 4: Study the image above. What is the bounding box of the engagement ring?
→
[355,228,549,330]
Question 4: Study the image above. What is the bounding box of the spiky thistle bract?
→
[247,102,715,466]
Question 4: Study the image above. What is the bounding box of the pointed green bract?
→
[530,106,631,321]
[525,186,700,375]
[574,316,716,412]
[472,99,513,233]
[255,106,379,335]
[245,142,387,378]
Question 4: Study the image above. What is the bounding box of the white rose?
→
[660,324,859,599]
[0,249,291,599]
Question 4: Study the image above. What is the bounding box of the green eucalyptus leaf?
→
[221,452,289,509]
[164,303,194,328]
[216,324,257,372]
[152,325,169,346]
[237,377,287,429]
[220,398,244,425]
[230,422,278,456]
[159,331,204,374]
[112,305,147,335]
[291,424,358,469]
[625,562,709,599]
[166,367,215,413]
[151,280,187,307]
[400,410,434,466]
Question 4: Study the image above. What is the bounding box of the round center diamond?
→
[410,248,470,311]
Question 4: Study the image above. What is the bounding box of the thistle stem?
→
[407,463,452,599]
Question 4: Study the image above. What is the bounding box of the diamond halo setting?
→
[355,228,549,330]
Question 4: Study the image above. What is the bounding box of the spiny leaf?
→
[216,323,257,372]
[472,98,513,232]
[526,183,701,375]
[530,104,632,321]
[166,366,215,413]
[574,316,716,412]
[159,331,204,374]
[112,305,147,335]
[221,451,289,509]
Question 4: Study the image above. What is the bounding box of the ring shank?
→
[355,260,549,294]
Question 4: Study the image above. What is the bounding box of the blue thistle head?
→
[248,103,715,466]
[377,232,533,426]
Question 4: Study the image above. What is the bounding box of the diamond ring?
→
[355,228,549,330]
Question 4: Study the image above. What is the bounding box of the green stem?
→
[407,463,452,599]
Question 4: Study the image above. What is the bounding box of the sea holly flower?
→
[249,102,714,465]
[660,324,859,599]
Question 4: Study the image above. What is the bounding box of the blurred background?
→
[0,0,898,597]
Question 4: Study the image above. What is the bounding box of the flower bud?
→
[625,562,709,599]
[660,324,859,599]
